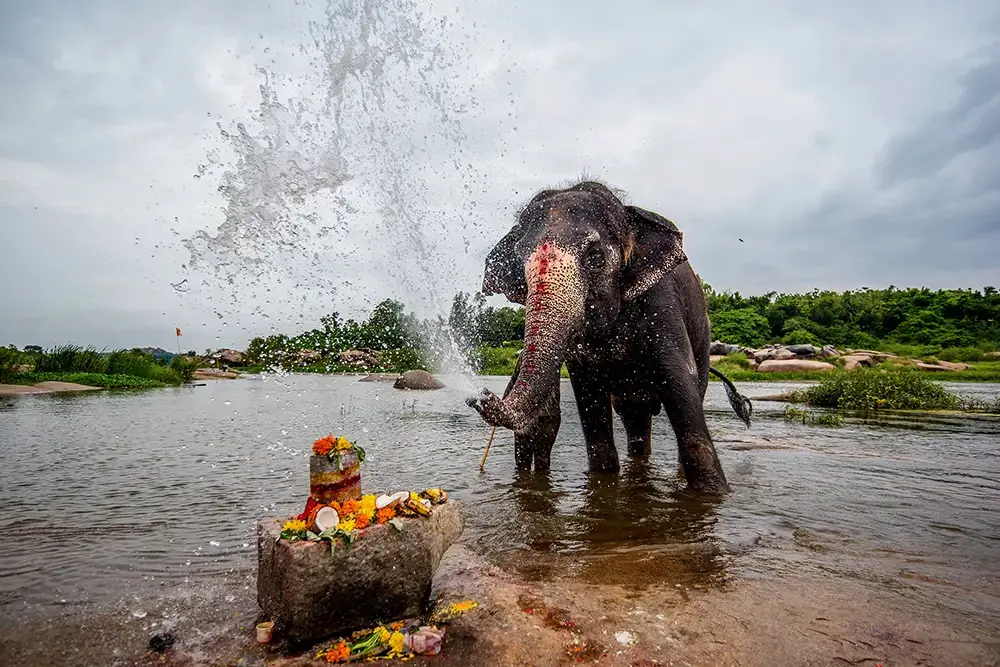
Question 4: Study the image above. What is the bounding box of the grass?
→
[5,345,193,388]
[11,372,169,389]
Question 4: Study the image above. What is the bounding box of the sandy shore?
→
[2,543,996,667]
[0,381,103,395]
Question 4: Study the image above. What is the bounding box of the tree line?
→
[240,284,1000,367]
[705,284,1000,351]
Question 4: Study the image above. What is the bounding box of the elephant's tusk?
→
[479,426,498,472]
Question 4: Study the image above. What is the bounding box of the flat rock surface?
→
[0,381,103,394]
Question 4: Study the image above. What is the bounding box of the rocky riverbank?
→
[3,543,996,666]
[710,341,981,374]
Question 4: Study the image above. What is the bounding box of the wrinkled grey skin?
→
[467,181,751,495]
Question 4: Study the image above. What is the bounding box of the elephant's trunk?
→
[485,243,584,431]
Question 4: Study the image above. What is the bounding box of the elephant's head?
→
[469,181,687,431]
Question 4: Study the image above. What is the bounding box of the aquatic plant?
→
[781,405,842,427]
[11,372,169,389]
[788,368,959,411]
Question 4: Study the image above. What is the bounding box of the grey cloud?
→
[879,43,1000,188]
[3,1,1000,350]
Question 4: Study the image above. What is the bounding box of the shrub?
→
[0,346,24,383]
[378,348,430,372]
[170,356,198,383]
[781,329,821,346]
[935,346,992,363]
[106,350,155,377]
[790,368,958,411]
[477,346,520,376]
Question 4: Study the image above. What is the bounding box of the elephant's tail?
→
[709,367,753,428]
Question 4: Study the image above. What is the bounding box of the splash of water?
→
[182,0,486,376]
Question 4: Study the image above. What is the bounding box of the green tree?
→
[710,308,771,347]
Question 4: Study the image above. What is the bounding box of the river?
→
[1,375,998,663]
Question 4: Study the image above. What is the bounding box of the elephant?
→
[466,181,752,495]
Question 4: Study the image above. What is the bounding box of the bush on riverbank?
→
[786,368,960,411]
[13,345,189,386]
[0,346,26,383]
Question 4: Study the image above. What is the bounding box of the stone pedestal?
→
[257,501,464,646]
[309,451,361,504]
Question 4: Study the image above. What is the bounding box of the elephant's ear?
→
[482,223,528,304]
[621,205,688,301]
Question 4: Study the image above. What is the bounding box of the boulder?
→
[784,344,818,357]
[216,348,245,365]
[773,348,798,361]
[709,355,725,364]
[339,349,380,368]
[819,345,842,358]
[842,354,876,371]
[753,349,776,363]
[916,363,950,372]
[394,369,445,390]
[257,501,464,646]
[757,359,836,373]
[294,349,322,365]
[918,361,968,372]
[987,351,1000,359]
[709,341,741,356]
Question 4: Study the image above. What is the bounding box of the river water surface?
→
[1,376,999,649]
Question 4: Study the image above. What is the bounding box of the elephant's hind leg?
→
[615,399,659,458]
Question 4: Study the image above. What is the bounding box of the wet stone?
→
[257,501,464,646]
[393,369,445,390]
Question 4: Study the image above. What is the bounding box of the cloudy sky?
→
[1,0,998,351]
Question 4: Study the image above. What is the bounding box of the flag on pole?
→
[176,327,182,337]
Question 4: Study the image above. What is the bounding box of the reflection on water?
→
[1,377,998,629]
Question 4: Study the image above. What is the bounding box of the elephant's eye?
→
[584,246,605,271]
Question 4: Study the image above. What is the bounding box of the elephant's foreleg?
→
[514,413,560,471]
[511,372,561,472]
[567,361,618,473]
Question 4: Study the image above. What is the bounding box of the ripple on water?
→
[0,377,998,629]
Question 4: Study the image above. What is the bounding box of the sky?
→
[1,0,998,351]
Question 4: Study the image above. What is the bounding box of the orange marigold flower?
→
[324,640,351,663]
[354,513,371,529]
[340,499,361,515]
[313,435,335,456]
[376,507,396,524]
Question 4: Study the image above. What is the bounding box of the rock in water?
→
[257,501,464,646]
[393,370,445,390]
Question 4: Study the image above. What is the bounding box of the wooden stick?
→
[479,426,497,472]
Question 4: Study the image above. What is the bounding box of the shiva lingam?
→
[308,434,363,505]
[256,434,464,648]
